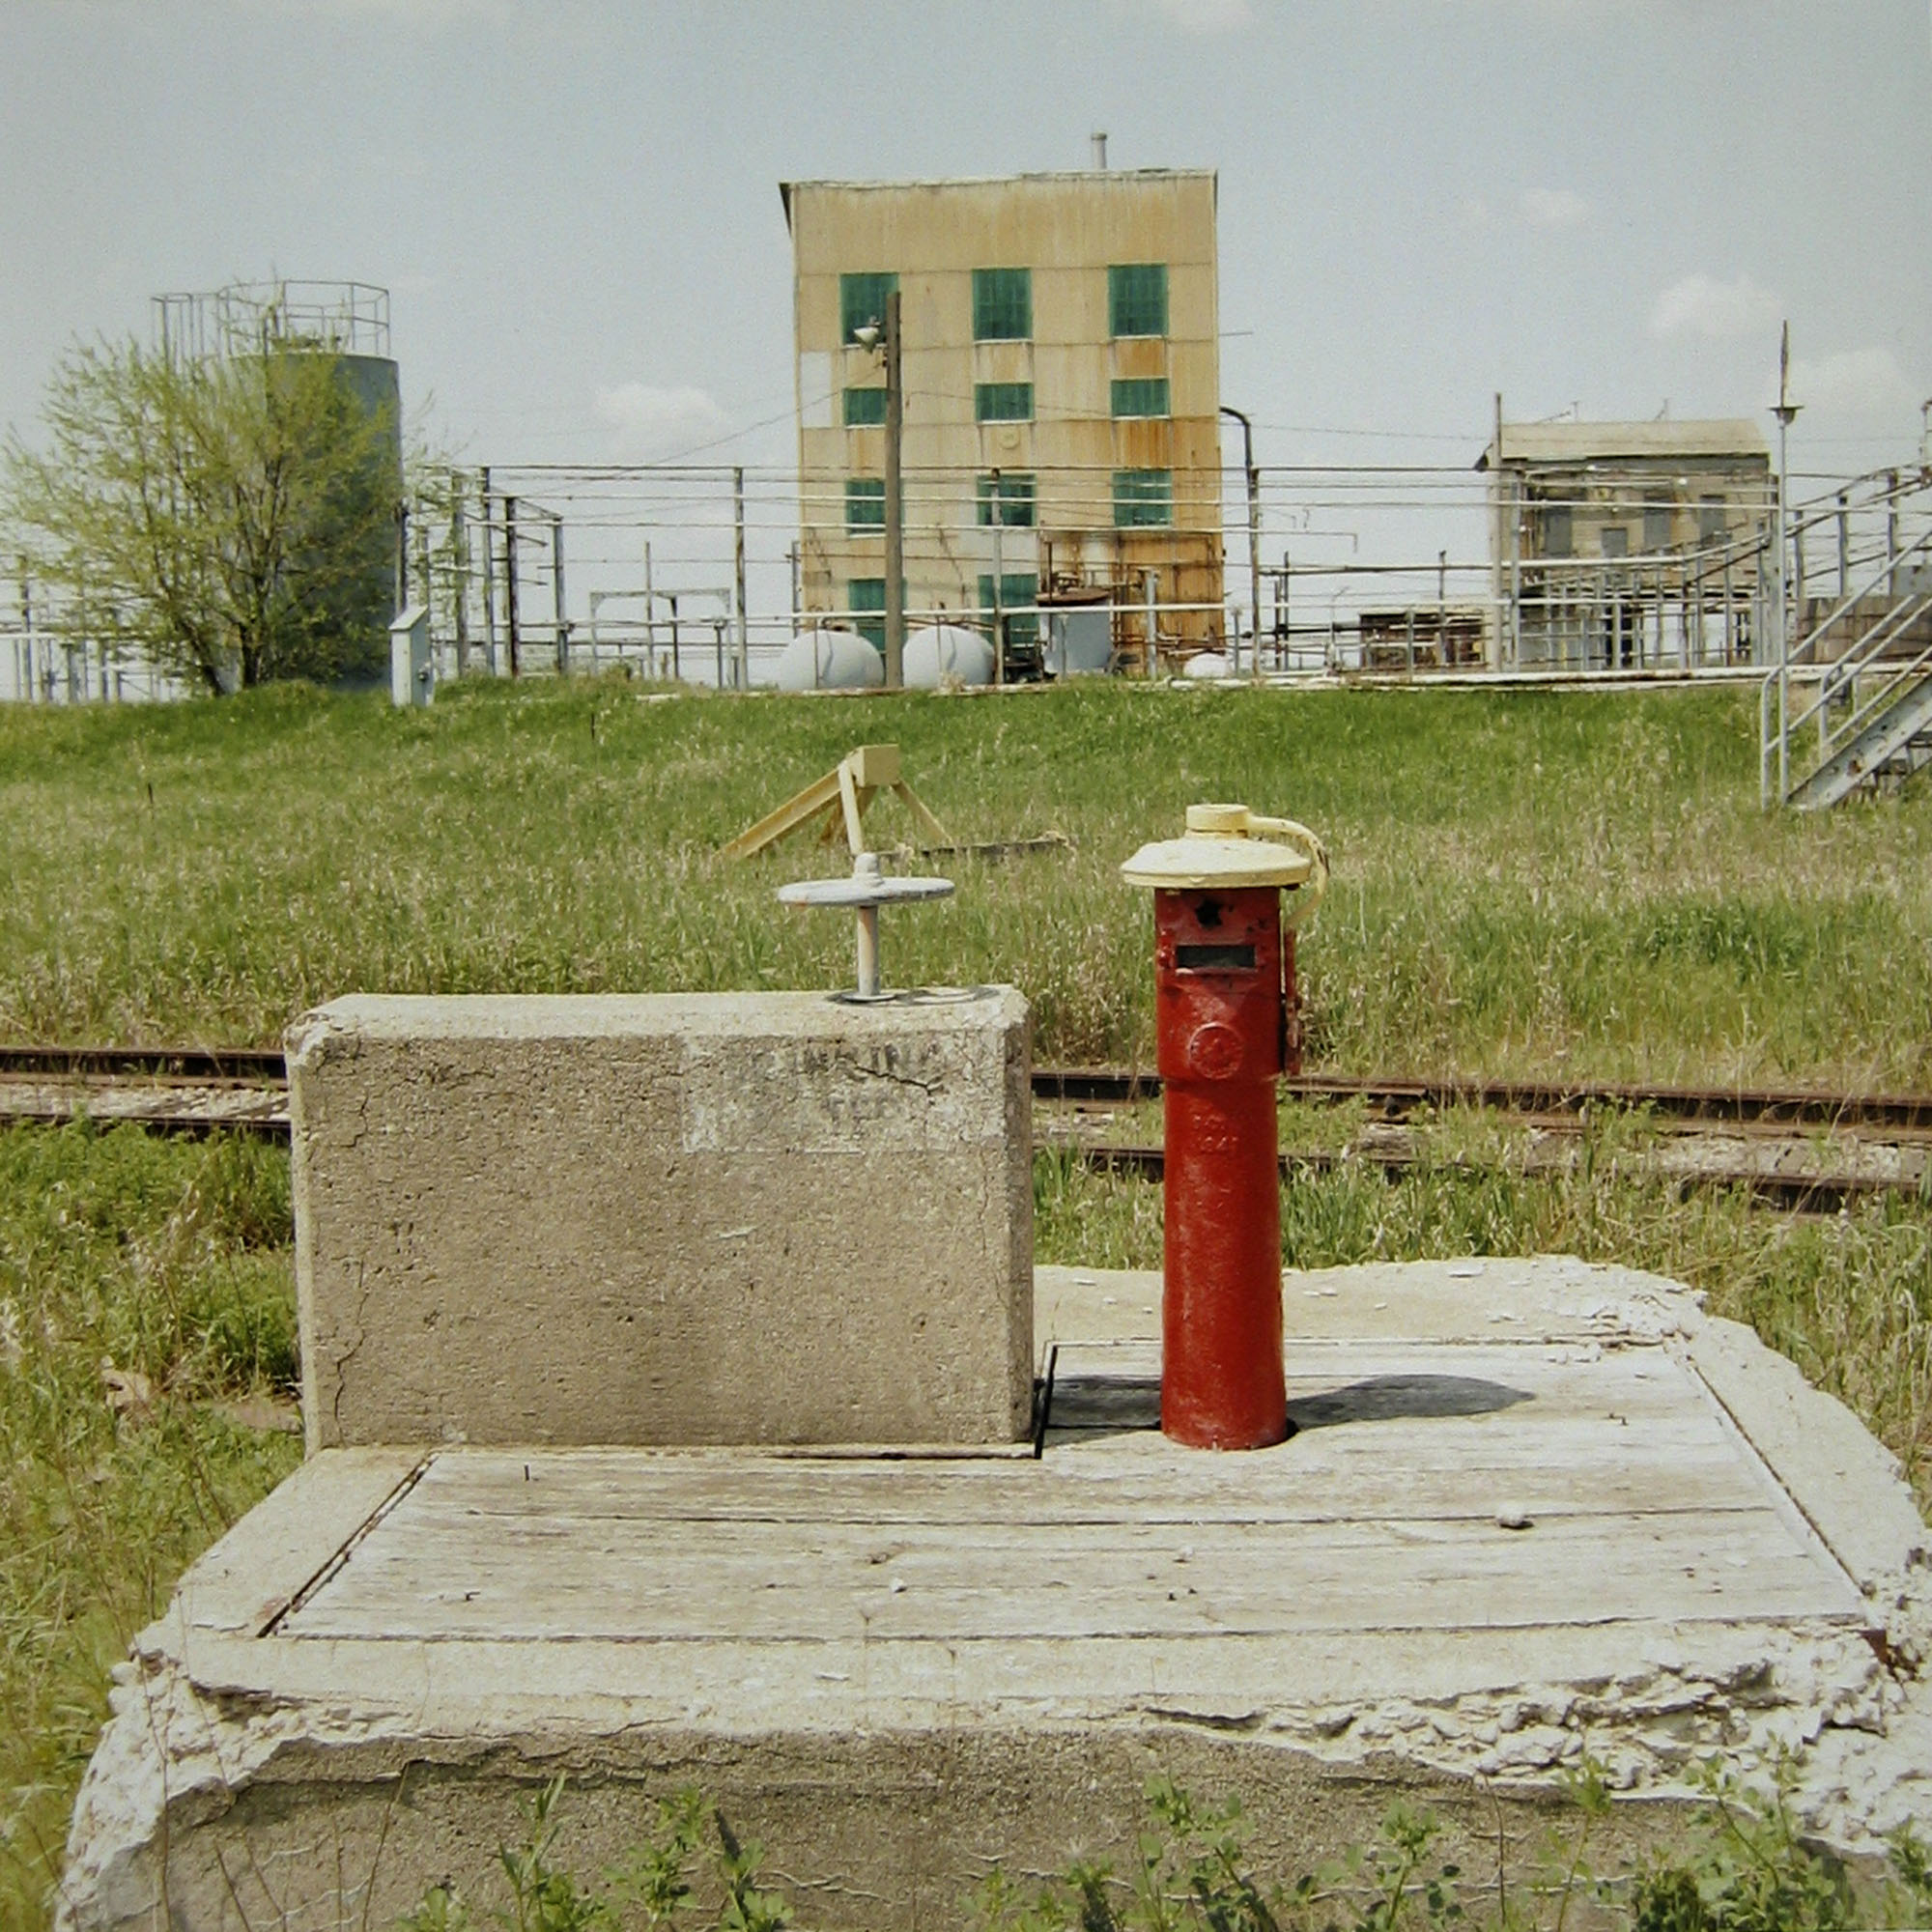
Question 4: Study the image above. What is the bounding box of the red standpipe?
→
[1153,884,1297,1450]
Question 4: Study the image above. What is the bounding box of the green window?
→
[848,577,886,650]
[976,473,1037,527]
[843,385,888,427]
[1113,469,1173,528]
[975,382,1033,423]
[845,478,885,532]
[1109,264,1168,338]
[972,268,1032,341]
[978,572,1040,650]
[839,271,897,345]
[1111,378,1170,418]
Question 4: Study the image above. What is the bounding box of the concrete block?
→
[60,1259,1932,1932]
[288,991,1033,1449]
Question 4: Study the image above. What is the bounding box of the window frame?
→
[977,571,1040,649]
[976,472,1037,528]
[839,271,898,346]
[1111,377,1171,419]
[842,385,888,428]
[1112,469,1174,529]
[972,268,1032,342]
[844,478,886,534]
[974,381,1035,424]
[1108,264,1169,339]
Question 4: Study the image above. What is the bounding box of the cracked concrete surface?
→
[60,1258,1932,1931]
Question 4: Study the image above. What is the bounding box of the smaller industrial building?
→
[1478,416,1774,669]
[782,167,1226,664]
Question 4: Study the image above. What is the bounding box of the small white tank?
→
[776,626,885,692]
[1183,650,1234,680]
[903,622,995,689]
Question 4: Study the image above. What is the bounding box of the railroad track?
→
[3,1047,1927,1210]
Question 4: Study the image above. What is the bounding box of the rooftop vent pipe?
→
[1091,130,1108,170]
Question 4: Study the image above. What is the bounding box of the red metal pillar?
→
[1154,886,1290,1448]
[1122,805,1329,1452]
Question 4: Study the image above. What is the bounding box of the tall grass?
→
[0,1123,299,1926]
[1,677,1928,1086]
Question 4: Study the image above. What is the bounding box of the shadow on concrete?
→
[1047,1373,1533,1438]
[1287,1374,1534,1431]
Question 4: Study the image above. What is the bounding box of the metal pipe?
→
[990,466,1005,685]
[505,496,521,677]
[733,466,749,690]
[1220,406,1264,686]
[855,903,880,999]
[479,469,497,674]
[451,490,469,676]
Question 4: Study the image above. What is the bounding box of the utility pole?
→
[883,288,904,687]
[733,466,749,690]
[451,486,469,675]
[1771,322,1801,806]
[643,540,656,677]
[479,469,497,674]
[552,516,569,674]
[504,495,521,678]
[17,559,33,705]
[1219,407,1264,686]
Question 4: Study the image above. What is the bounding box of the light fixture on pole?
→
[853,290,905,689]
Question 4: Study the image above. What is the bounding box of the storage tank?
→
[904,622,995,689]
[776,625,884,691]
[153,281,403,685]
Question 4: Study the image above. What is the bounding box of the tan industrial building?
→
[1477,416,1774,668]
[781,169,1225,664]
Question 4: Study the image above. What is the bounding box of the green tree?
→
[4,333,401,693]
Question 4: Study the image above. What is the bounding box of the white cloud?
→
[595,383,728,459]
[1650,271,1782,341]
[1783,347,1914,418]
[1519,187,1588,229]
[1142,0,1255,30]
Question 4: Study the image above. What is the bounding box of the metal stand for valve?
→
[778,852,954,1001]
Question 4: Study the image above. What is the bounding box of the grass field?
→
[2,675,1930,1085]
[1,675,1929,1926]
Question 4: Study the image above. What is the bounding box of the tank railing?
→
[1761,517,1932,806]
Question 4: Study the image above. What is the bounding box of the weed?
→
[0,1123,298,1928]
[394,1779,784,1932]
[1628,1755,1855,1932]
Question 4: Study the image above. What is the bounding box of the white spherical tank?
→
[775,626,885,692]
[903,622,995,689]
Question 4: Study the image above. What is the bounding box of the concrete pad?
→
[288,992,1034,1449]
[61,1259,1932,1931]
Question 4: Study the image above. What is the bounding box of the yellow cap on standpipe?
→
[1121,804,1331,918]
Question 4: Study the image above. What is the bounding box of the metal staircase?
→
[1762,467,1932,809]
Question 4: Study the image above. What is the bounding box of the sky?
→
[4,0,1929,638]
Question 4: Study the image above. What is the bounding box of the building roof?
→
[1476,419,1770,470]
[779,169,1216,231]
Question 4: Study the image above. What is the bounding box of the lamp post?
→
[855,292,905,687]
[1220,406,1264,686]
[1771,322,1801,804]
